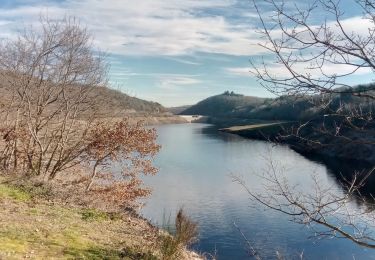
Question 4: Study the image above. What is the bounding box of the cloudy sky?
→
[0,0,373,106]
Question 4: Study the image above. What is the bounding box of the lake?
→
[141,123,375,259]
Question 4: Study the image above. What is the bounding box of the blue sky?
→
[0,0,373,106]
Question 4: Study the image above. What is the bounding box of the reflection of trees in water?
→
[197,125,244,143]
[297,152,375,205]
[201,124,375,201]
[233,0,375,250]
[202,124,375,201]
[198,124,375,249]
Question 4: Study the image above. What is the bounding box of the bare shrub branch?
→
[0,15,160,209]
[234,152,375,249]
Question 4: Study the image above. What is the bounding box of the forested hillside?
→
[180,91,267,117]
[180,85,375,121]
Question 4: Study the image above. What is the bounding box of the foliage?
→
[175,209,199,246]
[223,90,244,97]
[0,16,161,209]
[180,92,267,116]
[161,209,198,260]
[0,16,108,178]
[82,119,160,208]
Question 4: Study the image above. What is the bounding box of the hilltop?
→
[180,86,375,162]
[180,85,375,122]
[92,87,167,115]
[168,105,192,115]
[87,87,187,124]
[180,91,267,117]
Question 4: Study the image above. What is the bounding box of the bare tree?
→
[0,16,161,208]
[242,0,375,250]
[0,16,108,179]
[234,160,375,249]
[251,0,375,149]
[252,0,375,96]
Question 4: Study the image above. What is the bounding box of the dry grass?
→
[0,179,201,259]
[161,209,199,260]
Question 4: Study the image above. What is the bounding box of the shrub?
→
[161,209,198,259]
[0,17,160,210]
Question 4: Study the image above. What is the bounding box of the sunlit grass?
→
[0,184,31,202]
[0,181,161,259]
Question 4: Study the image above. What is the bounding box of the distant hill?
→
[180,91,267,117]
[246,85,375,121]
[244,96,315,121]
[180,85,375,121]
[168,105,192,115]
[90,87,167,117]
[0,75,168,118]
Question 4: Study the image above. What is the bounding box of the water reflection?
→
[202,124,375,205]
[141,123,375,260]
[298,153,375,206]
[196,125,243,142]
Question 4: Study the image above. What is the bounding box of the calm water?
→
[141,123,375,259]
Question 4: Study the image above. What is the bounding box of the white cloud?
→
[1,1,371,59]
[0,0,265,56]
[0,20,12,26]
[257,62,373,79]
[158,75,202,90]
[167,57,201,66]
[225,67,251,76]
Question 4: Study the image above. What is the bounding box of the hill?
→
[245,86,375,121]
[86,87,188,124]
[190,86,375,162]
[168,105,192,115]
[181,85,375,122]
[90,87,167,116]
[180,91,267,117]
[0,82,166,116]
[0,74,187,124]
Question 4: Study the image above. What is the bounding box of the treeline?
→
[180,91,267,117]
[180,85,375,122]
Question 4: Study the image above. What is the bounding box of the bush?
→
[160,209,198,259]
[0,17,160,210]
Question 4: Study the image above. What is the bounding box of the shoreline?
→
[190,116,375,164]
[221,125,375,164]
[0,173,202,260]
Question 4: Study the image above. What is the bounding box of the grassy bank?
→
[0,179,201,260]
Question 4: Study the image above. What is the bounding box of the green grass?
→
[121,247,158,260]
[63,246,122,259]
[0,184,31,202]
[0,181,163,259]
[0,231,123,259]
[80,208,111,221]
